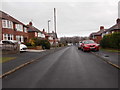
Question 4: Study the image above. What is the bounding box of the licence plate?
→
[90,47,95,49]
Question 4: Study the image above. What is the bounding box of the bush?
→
[40,39,51,49]
[25,42,32,46]
[100,32,120,49]
[29,38,51,49]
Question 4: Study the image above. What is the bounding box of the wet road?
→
[2,46,118,88]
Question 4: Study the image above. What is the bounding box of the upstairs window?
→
[2,20,13,29]
[15,24,23,32]
[38,32,42,37]
[35,32,38,37]
[24,27,27,33]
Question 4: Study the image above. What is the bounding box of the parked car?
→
[81,40,99,52]
[20,43,27,51]
[78,41,82,49]
[0,40,27,52]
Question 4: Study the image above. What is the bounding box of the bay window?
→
[3,34,13,40]
[2,20,13,29]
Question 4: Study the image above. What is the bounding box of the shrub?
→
[29,38,51,49]
[40,39,51,49]
[100,32,120,49]
[25,42,32,46]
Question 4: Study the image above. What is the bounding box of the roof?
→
[89,29,107,37]
[0,11,27,27]
[27,25,42,32]
[107,24,120,32]
[48,32,58,39]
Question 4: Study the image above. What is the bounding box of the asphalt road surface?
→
[2,46,118,88]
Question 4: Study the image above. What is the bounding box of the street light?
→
[48,20,51,33]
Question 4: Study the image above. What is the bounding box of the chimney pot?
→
[100,26,104,30]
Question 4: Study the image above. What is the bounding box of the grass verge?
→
[100,48,120,53]
[0,57,16,63]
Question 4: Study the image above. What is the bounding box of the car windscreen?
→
[2,41,15,45]
[84,40,95,44]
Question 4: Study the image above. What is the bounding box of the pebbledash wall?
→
[0,11,28,43]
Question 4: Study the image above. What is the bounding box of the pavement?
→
[91,49,119,69]
[2,46,118,88]
[2,47,66,74]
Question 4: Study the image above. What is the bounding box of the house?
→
[101,18,120,37]
[42,30,58,46]
[48,31,58,46]
[89,26,107,43]
[0,11,28,43]
[89,18,120,44]
[27,22,45,41]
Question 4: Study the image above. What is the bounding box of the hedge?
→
[28,38,51,49]
[100,32,120,49]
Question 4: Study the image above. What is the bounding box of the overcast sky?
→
[1,0,120,37]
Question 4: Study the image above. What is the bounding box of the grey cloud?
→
[2,1,119,37]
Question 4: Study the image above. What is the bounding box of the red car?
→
[81,40,99,52]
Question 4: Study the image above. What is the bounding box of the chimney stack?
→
[116,18,120,24]
[29,22,33,26]
[100,26,104,30]
[43,29,45,32]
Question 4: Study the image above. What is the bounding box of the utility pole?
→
[48,20,51,33]
[54,8,56,33]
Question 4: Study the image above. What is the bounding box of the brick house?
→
[101,18,120,37]
[42,30,58,46]
[27,22,45,42]
[89,18,120,44]
[0,11,28,43]
[48,31,58,46]
[89,26,107,44]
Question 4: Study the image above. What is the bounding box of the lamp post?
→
[48,20,51,33]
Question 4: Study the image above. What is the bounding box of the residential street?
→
[2,46,118,88]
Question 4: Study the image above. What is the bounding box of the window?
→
[35,32,38,37]
[2,20,13,29]
[38,32,42,37]
[3,34,13,40]
[15,24,23,32]
[112,31,114,33]
[49,37,53,40]
[24,27,27,33]
[16,35,24,42]
[2,20,7,28]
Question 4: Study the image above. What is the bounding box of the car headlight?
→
[96,44,99,46]
[84,45,89,47]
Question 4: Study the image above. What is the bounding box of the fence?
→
[0,43,20,54]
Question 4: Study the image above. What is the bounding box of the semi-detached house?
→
[89,18,120,44]
[27,22,45,42]
[0,11,28,43]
